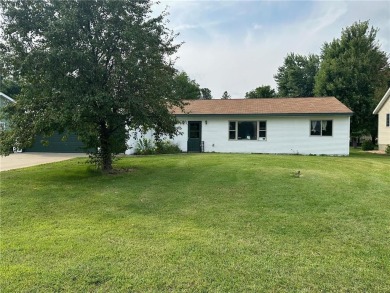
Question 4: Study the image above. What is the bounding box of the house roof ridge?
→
[184,96,336,101]
[173,96,352,115]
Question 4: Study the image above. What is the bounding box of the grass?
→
[1,149,389,292]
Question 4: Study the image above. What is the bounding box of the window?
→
[0,122,5,131]
[311,120,332,136]
[229,121,236,139]
[189,122,200,138]
[259,121,267,140]
[387,113,390,127]
[229,121,267,140]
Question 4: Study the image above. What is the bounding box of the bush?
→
[361,140,375,151]
[385,145,390,155]
[134,138,156,155]
[134,138,181,155]
[155,140,181,154]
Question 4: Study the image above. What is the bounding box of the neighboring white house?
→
[127,97,353,156]
[0,92,16,131]
[373,88,390,151]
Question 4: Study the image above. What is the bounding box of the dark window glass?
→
[189,122,200,139]
[238,121,256,140]
[311,120,332,136]
[189,131,199,139]
[229,121,236,139]
[322,120,332,136]
[259,121,267,139]
[311,120,321,136]
[387,114,390,127]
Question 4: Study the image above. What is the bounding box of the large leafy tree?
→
[0,75,21,98]
[314,21,389,140]
[173,71,201,100]
[245,85,276,98]
[0,0,183,171]
[274,53,320,97]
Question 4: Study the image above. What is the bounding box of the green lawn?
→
[1,150,389,292]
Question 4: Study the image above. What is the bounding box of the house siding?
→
[126,115,351,155]
[126,130,155,154]
[377,98,390,151]
[173,115,350,155]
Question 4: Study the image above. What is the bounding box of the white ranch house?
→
[127,97,353,156]
[373,88,390,151]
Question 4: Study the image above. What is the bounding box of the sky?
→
[152,0,390,98]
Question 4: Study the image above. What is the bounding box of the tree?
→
[0,77,21,98]
[0,0,183,171]
[221,91,231,99]
[245,85,276,98]
[200,88,212,100]
[173,71,201,100]
[274,53,320,97]
[314,20,389,141]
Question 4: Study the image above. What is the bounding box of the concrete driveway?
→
[0,152,86,172]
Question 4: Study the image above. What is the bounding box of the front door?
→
[187,121,202,152]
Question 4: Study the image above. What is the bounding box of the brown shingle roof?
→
[172,97,353,116]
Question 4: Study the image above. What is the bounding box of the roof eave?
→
[175,112,353,117]
[0,92,16,103]
[373,88,390,114]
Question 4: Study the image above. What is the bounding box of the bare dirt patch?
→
[366,150,386,155]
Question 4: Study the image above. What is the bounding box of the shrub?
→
[155,140,181,154]
[134,138,156,155]
[361,140,375,151]
[134,138,181,155]
[385,145,390,155]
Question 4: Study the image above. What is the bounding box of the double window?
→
[311,120,332,136]
[229,121,267,140]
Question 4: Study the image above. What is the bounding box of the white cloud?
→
[253,24,263,30]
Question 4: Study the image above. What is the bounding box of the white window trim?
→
[228,120,267,141]
[310,120,333,137]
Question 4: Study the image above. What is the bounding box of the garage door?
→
[26,132,86,153]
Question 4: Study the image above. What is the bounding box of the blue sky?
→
[153,1,390,98]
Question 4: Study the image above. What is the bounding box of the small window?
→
[311,120,332,136]
[229,121,236,139]
[0,122,5,131]
[387,114,390,127]
[258,121,267,140]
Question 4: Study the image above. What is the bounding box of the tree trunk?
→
[352,137,358,148]
[100,122,113,171]
[371,133,377,145]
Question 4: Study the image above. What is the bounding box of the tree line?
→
[253,21,389,142]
